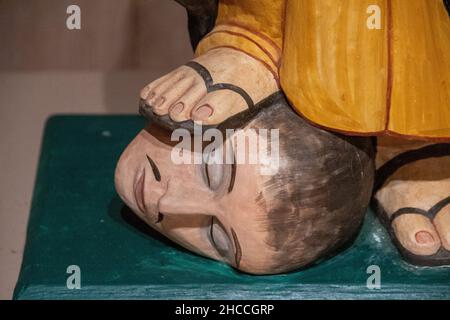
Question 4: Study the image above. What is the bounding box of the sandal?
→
[139,61,283,134]
[372,143,450,266]
[374,196,450,266]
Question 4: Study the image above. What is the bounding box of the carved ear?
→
[174,0,219,50]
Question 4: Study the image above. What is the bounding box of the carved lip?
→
[134,170,146,214]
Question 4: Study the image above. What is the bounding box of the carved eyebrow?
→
[146,154,161,182]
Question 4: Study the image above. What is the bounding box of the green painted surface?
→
[14,115,450,300]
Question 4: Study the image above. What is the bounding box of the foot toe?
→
[146,71,185,109]
[168,83,207,122]
[140,72,173,101]
[192,105,214,121]
[433,203,450,251]
[191,91,247,125]
[152,77,196,116]
[392,214,441,256]
[415,231,436,245]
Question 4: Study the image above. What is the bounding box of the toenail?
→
[415,231,435,245]
[192,105,213,120]
[170,103,184,114]
[155,96,166,107]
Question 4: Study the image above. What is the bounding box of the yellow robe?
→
[195,0,450,140]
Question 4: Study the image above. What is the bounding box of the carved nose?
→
[158,179,218,216]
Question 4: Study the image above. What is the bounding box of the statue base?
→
[14,116,450,299]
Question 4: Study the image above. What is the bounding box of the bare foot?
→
[375,138,450,265]
[140,48,279,125]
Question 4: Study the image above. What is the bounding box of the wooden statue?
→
[116,94,374,274]
[118,0,450,271]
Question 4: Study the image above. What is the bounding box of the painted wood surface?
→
[14,116,450,300]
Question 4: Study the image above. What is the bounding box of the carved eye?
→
[205,162,224,190]
[203,151,224,190]
[210,217,231,257]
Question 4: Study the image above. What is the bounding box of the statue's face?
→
[115,125,278,274]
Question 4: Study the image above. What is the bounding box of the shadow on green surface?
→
[107,195,195,256]
[13,116,450,299]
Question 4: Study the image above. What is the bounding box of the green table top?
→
[14,115,450,300]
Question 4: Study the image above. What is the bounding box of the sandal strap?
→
[390,196,450,223]
[185,61,214,87]
[185,61,255,110]
[374,143,450,193]
[429,196,450,219]
[390,207,430,223]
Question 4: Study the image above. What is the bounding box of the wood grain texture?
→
[281,0,388,134]
[280,0,450,139]
[388,0,450,137]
